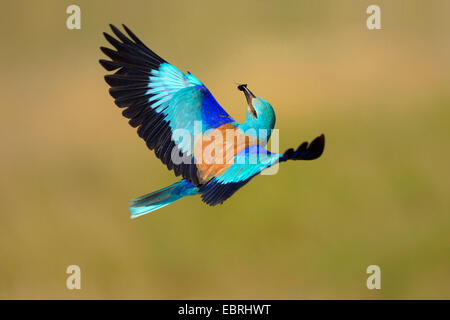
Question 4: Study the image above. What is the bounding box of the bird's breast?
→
[193,123,260,184]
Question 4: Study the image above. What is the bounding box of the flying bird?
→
[99,24,325,218]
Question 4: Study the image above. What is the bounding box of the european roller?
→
[99,25,325,218]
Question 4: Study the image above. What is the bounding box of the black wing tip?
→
[99,59,119,71]
[121,24,134,36]
[109,23,130,31]
[315,134,325,149]
[105,24,136,41]
[282,134,325,161]
[311,133,325,158]
[109,23,119,32]
[99,46,110,54]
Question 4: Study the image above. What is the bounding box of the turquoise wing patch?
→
[201,145,281,205]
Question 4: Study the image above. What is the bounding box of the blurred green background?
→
[0,0,449,299]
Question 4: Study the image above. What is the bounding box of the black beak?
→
[238,84,256,105]
[237,84,257,117]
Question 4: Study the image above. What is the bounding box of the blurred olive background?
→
[0,0,449,299]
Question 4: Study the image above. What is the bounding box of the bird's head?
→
[238,84,276,133]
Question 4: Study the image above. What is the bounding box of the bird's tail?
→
[129,179,199,219]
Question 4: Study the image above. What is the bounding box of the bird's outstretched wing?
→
[200,135,325,205]
[99,24,235,186]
